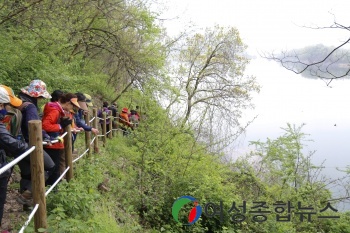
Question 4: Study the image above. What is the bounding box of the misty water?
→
[231,57,350,211]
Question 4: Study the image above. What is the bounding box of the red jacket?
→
[42,102,66,149]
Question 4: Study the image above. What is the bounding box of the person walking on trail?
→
[17,80,56,208]
[0,121,29,230]
[42,93,80,185]
[0,85,29,229]
[74,93,99,136]
[98,101,112,136]
[129,109,139,128]
[83,93,93,108]
[108,102,118,130]
[0,86,22,138]
[40,89,64,118]
[119,107,133,136]
[18,80,52,142]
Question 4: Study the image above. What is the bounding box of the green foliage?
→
[0,0,166,99]
[1,1,349,233]
[17,101,348,233]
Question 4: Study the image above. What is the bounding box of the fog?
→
[231,57,350,210]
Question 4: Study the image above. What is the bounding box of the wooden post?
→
[28,120,47,231]
[84,113,91,157]
[93,108,99,153]
[64,124,73,182]
[108,116,113,139]
[102,113,106,147]
[112,116,115,137]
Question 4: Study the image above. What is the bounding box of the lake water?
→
[232,57,350,210]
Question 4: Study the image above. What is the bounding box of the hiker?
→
[0,85,29,228]
[83,93,93,109]
[42,93,80,185]
[74,93,99,137]
[129,109,139,128]
[108,102,118,131]
[0,122,29,229]
[108,102,118,118]
[41,89,64,118]
[119,107,133,136]
[98,101,112,136]
[17,80,56,208]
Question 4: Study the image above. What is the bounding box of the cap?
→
[21,79,51,99]
[83,93,93,107]
[70,98,80,109]
[0,85,23,107]
[78,101,88,111]
[122,107,128,113]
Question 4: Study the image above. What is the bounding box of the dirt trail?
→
[2,173,28,232]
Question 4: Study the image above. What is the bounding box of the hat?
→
[21,80,51,99]
[78,101,88,111]
[70,98,80,109]
[75,93,88,111]
[0,85,23,107]
[84,93,93,107]
[122,107,128,113]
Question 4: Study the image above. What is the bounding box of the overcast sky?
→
[160,0,349,52]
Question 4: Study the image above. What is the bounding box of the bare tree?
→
[263,21,350,86]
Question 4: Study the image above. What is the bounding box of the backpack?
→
[1,107,23,139]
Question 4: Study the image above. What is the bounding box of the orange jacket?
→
[119,112,132,127]
[42,102,66,149]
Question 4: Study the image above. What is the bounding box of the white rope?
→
[90,136,96,145]
[0,146,35,176]
[97,134,104,137]
[89,116,95,123]
[42,131,68,145]
[18,204,39,233]
[45,166,70,197]
[73,148,89,163]
[106,129,112,134]
[42,139,59,145]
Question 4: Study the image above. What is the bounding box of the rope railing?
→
[18,204,39,233]
[0,146,35,176]
[73,149,89,163]
[10,107,139,232]
[90,136,96,145]
[45,166,70,197]
[89,116,95,123]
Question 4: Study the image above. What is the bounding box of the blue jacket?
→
[75,109,92,131]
